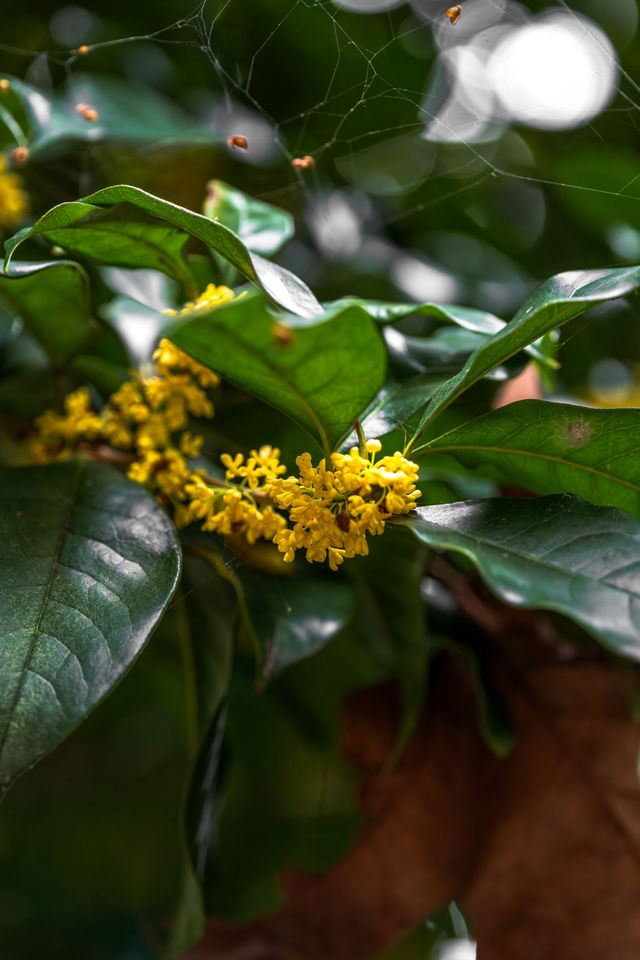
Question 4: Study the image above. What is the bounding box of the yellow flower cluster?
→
[31,337,220,463]
[30,387,103,462]
[0,153,29,232]
[183,448,286,542]
[28,306,422,567]
[162,283,235,318]
[102,341,217,454]
[265,440,421,571]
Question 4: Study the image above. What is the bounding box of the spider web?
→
[3,0,640,326]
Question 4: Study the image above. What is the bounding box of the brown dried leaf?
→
[183,630,640,960]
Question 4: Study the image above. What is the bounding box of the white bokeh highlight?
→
[488,13,618,129]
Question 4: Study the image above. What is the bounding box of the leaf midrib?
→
[0,459,85,762]
[43,220,191,285]
[179,323,333,455]
[422,443,640,495]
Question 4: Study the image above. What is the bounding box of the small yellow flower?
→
[179,431,204,457]
[161,284,235,322]
[0,154,29,232]
[266,444,420,568]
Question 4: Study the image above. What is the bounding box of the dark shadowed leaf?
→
[419,400,640,519]
[0,260,94,366]
[349,525,429,756]
[235,568,354,679]
[341,372,452,448]
[0,460,181,791]
[404,495,640,659]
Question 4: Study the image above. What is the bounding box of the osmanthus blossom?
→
[28,285,421,569]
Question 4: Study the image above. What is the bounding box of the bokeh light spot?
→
[488,12,618,129]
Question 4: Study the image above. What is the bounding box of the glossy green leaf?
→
[419,400,640,519]
[0,260,94,366]
[4,185,322,319]
[204,179,294,256]
[407,266,640,448]
[168,290,386,454]
[403,495,640,660]
[0,460,181,791]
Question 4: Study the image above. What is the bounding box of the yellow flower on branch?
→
[161,284,235,325]
[0,154,29,232]
[266,439,421,570]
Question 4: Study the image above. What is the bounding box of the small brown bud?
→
[12,145,29,165]
[0,79,10,93]
[271,322,294,346]
[227,135,248,150]
[445,5,461,23]
[76,103,98,122]
[291,155,315,170]
[77,45,90,55]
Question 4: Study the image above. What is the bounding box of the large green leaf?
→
[0,260,94,366]
[406,266,640,448]
[0,460,181,790]
[204,179,294,256]
[419,400,640,519]
[403,495,640,660]
[167,290,386,454]
[4,185,322,319]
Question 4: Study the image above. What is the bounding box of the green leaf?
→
[433,634,515,756]
[407,266,640,448]
[168,290,386,454]
[331,297,505,334]
[236,568,354,679]
[342,372,453,447]
[200,647,366,921]
[4,206,196,292]
[204,179,294,256]
[403,495,640,660]
[4,185,322,319]
[0,460,181,791]
[0,260,94,366]
[420,400,640,519]
[334,297,553,367]
[166,553,237,959]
